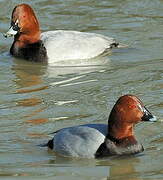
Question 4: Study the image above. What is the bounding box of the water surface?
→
[0,0,163,179]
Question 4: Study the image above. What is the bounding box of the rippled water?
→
[0,0,163,179]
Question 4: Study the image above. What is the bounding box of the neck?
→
[108,122,134,140]
[106,134,138,147]
[107,123,139,146]
[14,31,40,48]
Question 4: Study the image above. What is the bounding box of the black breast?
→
[95,138,144,158]
[10,40,48,62]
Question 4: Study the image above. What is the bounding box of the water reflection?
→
[12,60,48,126]
[46,54,111,78]
[12,60,48,88]
[109,159,143,180]
[38,155,144,180]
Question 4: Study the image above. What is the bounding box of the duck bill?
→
[3,26,18,38]
[141,106,157,122]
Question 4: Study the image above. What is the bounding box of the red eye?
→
[129,105,137,109]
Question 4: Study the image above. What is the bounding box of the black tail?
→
[39,130,59,149]
[39,139,54,149]
[110,43,119,48]
[47,139,54,149]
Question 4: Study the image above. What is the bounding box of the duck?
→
[4,3,121,63]
[45,94,156,158]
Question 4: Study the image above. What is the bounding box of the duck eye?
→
[129,104,137,109]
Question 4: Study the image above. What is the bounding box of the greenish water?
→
[0,0,163,179]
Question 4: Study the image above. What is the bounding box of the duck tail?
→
[39,130,59,148]
[110,42,128,48]
[110,42,119,48]
[39,139,54,149]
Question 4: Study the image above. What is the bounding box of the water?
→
[0,0,163,179]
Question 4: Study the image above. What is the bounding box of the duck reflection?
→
[12,60,48,125]
[43,155,143,180]
[108,159,143,180]
[97,155,143,180]
[12,60,48,89]
[46,54,111,78]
